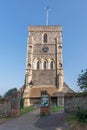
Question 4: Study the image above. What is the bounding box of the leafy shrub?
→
[20,98,24,109]
[76,109,87,123]
[0,98,6,102]
[4,88,17,97]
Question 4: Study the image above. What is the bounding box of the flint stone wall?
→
[0,98,11,117]
[0,92,20,117]
[64,93,87,112]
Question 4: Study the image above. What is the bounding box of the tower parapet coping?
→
[28,25,62,32]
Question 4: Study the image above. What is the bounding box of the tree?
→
[4,88,17,97]
[77,69,87,91]
[0,95,2,98]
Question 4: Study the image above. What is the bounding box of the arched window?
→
[50,61,53,69]
[43,33,47,43]
[44,61,46,69]
[37,61,40,69]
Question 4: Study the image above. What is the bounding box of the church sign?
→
[41,94,49,107]
[40,91,50,115]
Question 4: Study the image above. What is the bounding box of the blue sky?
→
[0,0,87,95]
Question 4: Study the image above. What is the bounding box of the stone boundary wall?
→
[0,98,11,117]
[0,92,20,117]
[64,93,87,112]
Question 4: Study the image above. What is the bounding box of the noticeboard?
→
[41,94,49,107]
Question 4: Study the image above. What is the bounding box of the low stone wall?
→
[0,98,11,117]
[0,92,20,117]
[64,93,87,112]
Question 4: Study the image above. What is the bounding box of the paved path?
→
[0,109,73,130]
[36,110,72,130]
[0,109,42,130]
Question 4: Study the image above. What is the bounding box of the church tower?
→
[23,25,73,107]
[27,26,63,87]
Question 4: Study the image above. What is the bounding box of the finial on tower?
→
[45,6,50,25]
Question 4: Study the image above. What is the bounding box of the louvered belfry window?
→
[43,33,47,43]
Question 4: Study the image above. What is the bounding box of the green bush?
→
[76,109,87,123]
[0,98,5,101]
[20,98,24,109]
[4,88,17,97]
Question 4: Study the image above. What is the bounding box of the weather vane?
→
[45,6,50,25]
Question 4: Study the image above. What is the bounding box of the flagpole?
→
[46,6,50,25]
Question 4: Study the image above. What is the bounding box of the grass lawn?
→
[50,106,64,112]
[0,117,11,124]
[67,116,87,130]
[20,106,36,116]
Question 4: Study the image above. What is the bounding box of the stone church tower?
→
[23,25,73,107]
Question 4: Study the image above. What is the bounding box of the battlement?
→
[28,25,62,32]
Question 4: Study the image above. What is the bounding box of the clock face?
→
[42,46,49,52]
